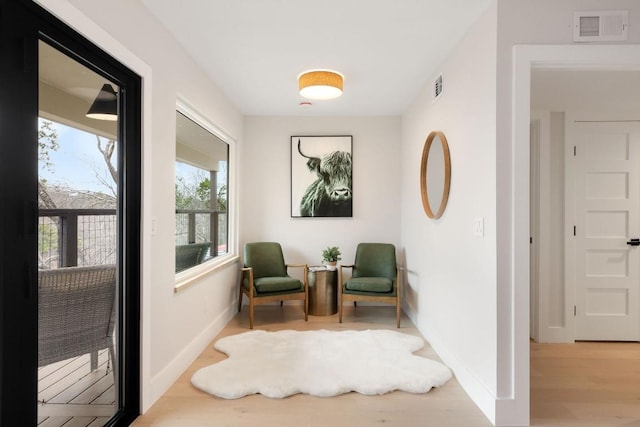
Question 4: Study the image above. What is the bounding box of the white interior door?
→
[570,119,640,341]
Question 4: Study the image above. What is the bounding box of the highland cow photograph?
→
[291,135,353,218]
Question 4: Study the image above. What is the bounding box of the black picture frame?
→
[291,135,353,218]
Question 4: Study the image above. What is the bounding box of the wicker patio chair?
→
[38,264,116,372]
[175,242,212,272]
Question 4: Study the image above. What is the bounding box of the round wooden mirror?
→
[420,131,451,219]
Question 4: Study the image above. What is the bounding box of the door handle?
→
[626,238,640,246]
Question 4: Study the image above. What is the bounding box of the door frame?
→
[529,117,540,341]
[512,44,640,424]
[0,0,142,424]
[36,0,155,412]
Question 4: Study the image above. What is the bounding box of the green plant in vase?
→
[321,246,341,270]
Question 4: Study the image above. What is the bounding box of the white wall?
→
[242,117,401,266]
[497,0,640,425]
[39,0,244,411]
[400,4,498,424]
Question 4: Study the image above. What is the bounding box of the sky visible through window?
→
[38,118,116,194]
[175,160,227,194]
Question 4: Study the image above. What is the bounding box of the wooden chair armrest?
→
[286,263,307,269]
[338,264,354,291]
[240,266,252,279]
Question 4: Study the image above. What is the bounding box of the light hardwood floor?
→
[132,305,640,427]
[132,305,493,427]
[531,340,640,427]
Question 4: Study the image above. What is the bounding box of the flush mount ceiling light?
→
[86,83,118,121]
[298,70,343,100]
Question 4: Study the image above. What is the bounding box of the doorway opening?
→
[529,70,640,344]
[514,44,640,426]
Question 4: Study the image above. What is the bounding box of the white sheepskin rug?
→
[191,329,452,399]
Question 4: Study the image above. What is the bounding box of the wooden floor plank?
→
[92,384,115,405]
[39,352,110,403]
[37,416,72,427]
[47,371,107,404]
[38,403,116,417]
[86,418,111,427]
[58,416,97,427]
[37,350,116,424]
[39,357,89,395]
[71,372,114,404]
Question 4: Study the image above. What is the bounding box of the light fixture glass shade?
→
[298,70,343,100]
[86,83,118,120]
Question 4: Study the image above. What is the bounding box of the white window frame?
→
[174,98,238,292]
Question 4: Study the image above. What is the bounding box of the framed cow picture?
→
[291,135,353,218]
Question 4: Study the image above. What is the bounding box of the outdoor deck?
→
[38,349,115,426]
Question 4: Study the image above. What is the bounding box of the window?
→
[175,110,229,274]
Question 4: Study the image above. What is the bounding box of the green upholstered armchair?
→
[238,242,309,329]
[338,243,402,327]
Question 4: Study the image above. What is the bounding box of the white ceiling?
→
[142,0,492,116]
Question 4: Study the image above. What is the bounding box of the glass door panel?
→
[37,40,119,424]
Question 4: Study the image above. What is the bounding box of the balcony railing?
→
[39,209,117,269]
[38,208,228,269]
[175,209,228,257]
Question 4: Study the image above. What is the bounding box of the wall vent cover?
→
[433,74,443,101]
[574,10,628,42]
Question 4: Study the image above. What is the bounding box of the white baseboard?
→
[401,301,418,326]
[143,304,235,412]
[421,327,496,425]
[540,326,571,343]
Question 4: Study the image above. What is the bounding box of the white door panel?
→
[571,120,640,341]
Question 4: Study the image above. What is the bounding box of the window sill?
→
[174,253,239,293]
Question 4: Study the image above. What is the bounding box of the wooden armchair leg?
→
[237,290,243,312]
[280,301,283,307]
[249,299,255,329]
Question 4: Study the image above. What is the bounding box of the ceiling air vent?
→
[573,10,628,42]
[433,74,443,101]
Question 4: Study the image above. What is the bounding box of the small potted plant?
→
[321,246,341,270]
